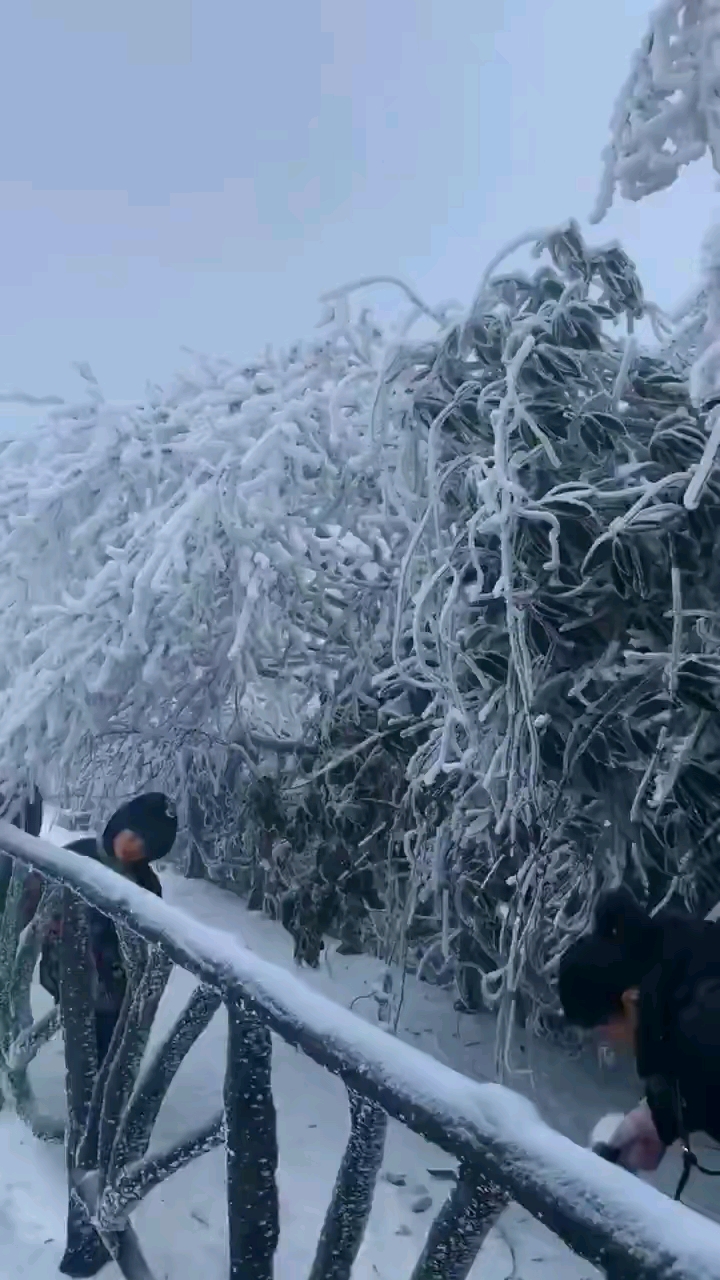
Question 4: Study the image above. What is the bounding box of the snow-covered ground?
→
[2,833,719,1278]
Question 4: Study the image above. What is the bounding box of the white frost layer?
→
[5,820,720,1279]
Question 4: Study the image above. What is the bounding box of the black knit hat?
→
[558,934,643,1028]
[102,793,177,863]
[558,888,656,1029]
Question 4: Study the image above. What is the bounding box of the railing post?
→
[57,890,112,1278]
[0,852,13,920]
[409,1165,510,1280]
[224,997,279,1280]
[112,983,222,1169]
[308,1089,387,1280]
[0,861,29,1057]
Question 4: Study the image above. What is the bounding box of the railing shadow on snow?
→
[0,822,719,1280]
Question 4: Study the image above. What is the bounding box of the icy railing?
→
[1,823,720,1280]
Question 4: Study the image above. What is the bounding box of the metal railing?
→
[0,818,719,1280]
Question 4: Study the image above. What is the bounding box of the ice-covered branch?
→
[591,1,713,222]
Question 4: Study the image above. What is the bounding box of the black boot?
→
[58,1193,112,1278]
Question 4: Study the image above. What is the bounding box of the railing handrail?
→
[3,819,720,1280]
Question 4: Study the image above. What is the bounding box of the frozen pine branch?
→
[272,223,720,1048]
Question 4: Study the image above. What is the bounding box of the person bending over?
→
[558,886,720,1177]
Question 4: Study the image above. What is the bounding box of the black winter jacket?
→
[634,911,720,1148]
[559,889,720,1148]
[34,837,162,1012]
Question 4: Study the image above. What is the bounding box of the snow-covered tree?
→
[4,214,720,1056]
[0,297,452,848]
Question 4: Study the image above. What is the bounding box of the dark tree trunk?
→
[245,863,266,912]
[0,853,14,920]
[247,829,273,913]
[184,833,208,881]
[185,843,207,880]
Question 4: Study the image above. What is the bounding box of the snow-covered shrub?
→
[275,224,720,1060]
[381,225,720,1049]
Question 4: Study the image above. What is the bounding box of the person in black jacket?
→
[558,886,720,1174]
[26,792,177,1066]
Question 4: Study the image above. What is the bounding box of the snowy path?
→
[2,852,718,1277]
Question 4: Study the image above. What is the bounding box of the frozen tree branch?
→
[591,1,714,223]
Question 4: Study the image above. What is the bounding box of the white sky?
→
[1,0,718,433]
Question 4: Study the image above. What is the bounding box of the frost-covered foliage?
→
[4,223,720,1047]
[0,295,451,830]
[283,223,720,1059]
[591,2,720,405]
[592,0,720,223]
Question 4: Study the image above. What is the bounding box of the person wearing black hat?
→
[558,886,720,1183]
[38,792,178,1065]
[100,791,177,893]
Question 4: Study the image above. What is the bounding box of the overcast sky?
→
[1,0,718,433]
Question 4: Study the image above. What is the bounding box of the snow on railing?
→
[1,821,720,1280]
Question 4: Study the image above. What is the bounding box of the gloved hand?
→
[591,1105,667,1173]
